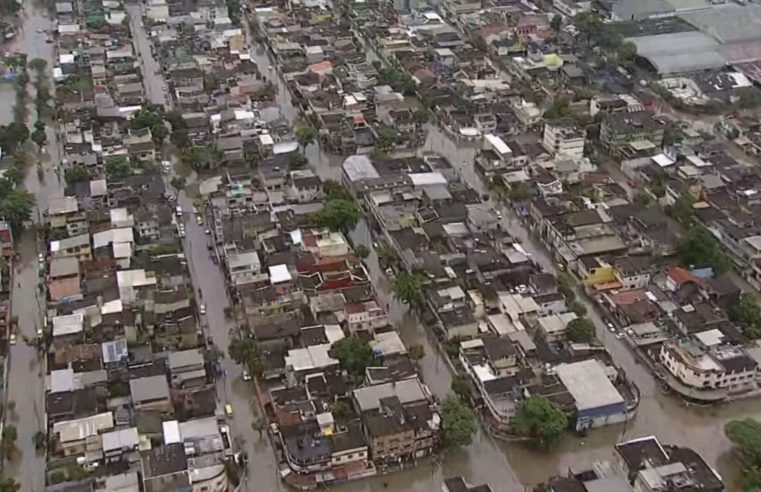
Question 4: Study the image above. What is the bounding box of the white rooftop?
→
[269,264,292,284]
[556,359,624,412]
[52,312,84,337]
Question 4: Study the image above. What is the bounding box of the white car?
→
[38,253,45,264]
[204,229,211,235]
[9,333,16,345]
[242,370,251,381]
[199,304,206,315]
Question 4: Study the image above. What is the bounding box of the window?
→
[347,454,353,459]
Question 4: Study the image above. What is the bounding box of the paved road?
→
[126,3,170,108]
[2,4,62,491]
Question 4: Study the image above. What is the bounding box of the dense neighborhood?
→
[3,0,761,488]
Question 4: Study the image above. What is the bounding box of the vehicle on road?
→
[242,370,251,381]
[196,215,203,226]
[204,229,211,235]
[175,206,183,216]
[9,333,16,345]
[225,404,233,417]
[199,304,206,315]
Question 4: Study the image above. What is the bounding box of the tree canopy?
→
[323,180,353,201]
[0,478,20,492]
[729,295,761,340]
[566,317,595,343]
[377,67,416,94]
[295,126,316,148]
[64,165,90,184]
[441,395,478,448]
[512,396,568,449]
[392,271,425,308]
[181,146,223,171]
[105,156,132,179]
[313,199,360,233]
[671,192,696,226]
[676,226,730,273]
[228,338,264,377]
[331,336,374,377]
[0,189,35,232]
[726,419,761,490]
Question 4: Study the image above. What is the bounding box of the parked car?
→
[199,304,206,315]
[242,370,251,381]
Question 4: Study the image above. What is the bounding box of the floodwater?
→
[2,2,62,491]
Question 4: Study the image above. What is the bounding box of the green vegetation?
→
[568,300,587,317]
[550,14,562,32]
[228,338,264,378]
[662,126,684,147]
[64,165,90,183]
[374,125,398,151]
[170,176,186,191]
[736,87,761,109]
[507,182,537,202]
[676,226,730,273]
[1,425,17,458]
[440,395,478,448]
[31,120,47,147]
[0,122,30,155]
[557,271,575,301]
[354,244,370,259]
[726,419,761,491]
[226,0,241,25]
[451,374,473,402]
[32,431,46,452]
[165,110,190,149]
[573,13,638,64]
[289,154,308,169]
[407,344,424,360]
[130,105,168,145]
[323,180,353,201]
[377,245,400,269]
[329,400,353,419]
[0,183,35,234]
[331,336,374,377]
[295,126,316,149]
[671,192,696,226]
[512,396,568,449]
[181,145,223,171]
[392,271,425,308]
[105,155,132,179]
[313,199,360,234]
[377,66,416,94]
[0,478,20,492]
[566,317,595,343]
[728,295,761,340]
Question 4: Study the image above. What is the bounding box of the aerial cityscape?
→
[1,0,761,489]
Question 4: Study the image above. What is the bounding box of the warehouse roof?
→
[556,359,624,411]
[681,5,761,44]
[628,31,727,74]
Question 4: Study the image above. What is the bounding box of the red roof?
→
[610,288,648,306]
[667,266,701,286]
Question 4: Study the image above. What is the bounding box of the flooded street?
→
[2,3,61,491]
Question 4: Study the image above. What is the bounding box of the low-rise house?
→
[130,375,172,412]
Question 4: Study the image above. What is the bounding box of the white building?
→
[542,120,586,159]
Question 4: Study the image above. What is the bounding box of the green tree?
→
[64,165,90,183]
[672,192,696,226]
[407,344,424,360]
[228,338,264,377]
[0,189,35,232]
[295,126,316,149]
[412,109,429,125]
[550,14,562,32]
[32,431,46,451]
[29,58,47,73]
[441,395,478,447]
[451,374,472,402]
[181,145,222,171]
[374,125,398,151]
[507,182,536,202]
[354,244,369,259]
[105,155,132,179]
[377,246,399,269]
[170,176,186,191]
[313,199,360,233]
[677,226,730,273]
[616,40,638,64]
[323,180,353,201]
[736,87,761,109]
[568,300,587,317]
[2,426,17,443]
[566,317,595,343]
[556,271,575,300]
[377,67,416,94]
[329,400,353,419]
[729,295,761,340]
[512,396,568,449]
[726,419,761,468]
[31,127,46,147]
[0,122,29,154]
[331,336,374,377]
[0,478,20,492]
[662,126,684,147]
[392,271,424,308]
[289,153,308,169]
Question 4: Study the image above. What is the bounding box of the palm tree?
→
[377,246,399,269]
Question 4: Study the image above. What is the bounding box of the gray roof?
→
[556,359,624,412]
[681,5,761,44]
[102,338,128,364]
[627,31,727,74]
[612,0,673,21]
[353,378,428,412]
[130,375,170,404]
[50,257,79,278]
[168,349,204,370]
[342,155,379,183]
